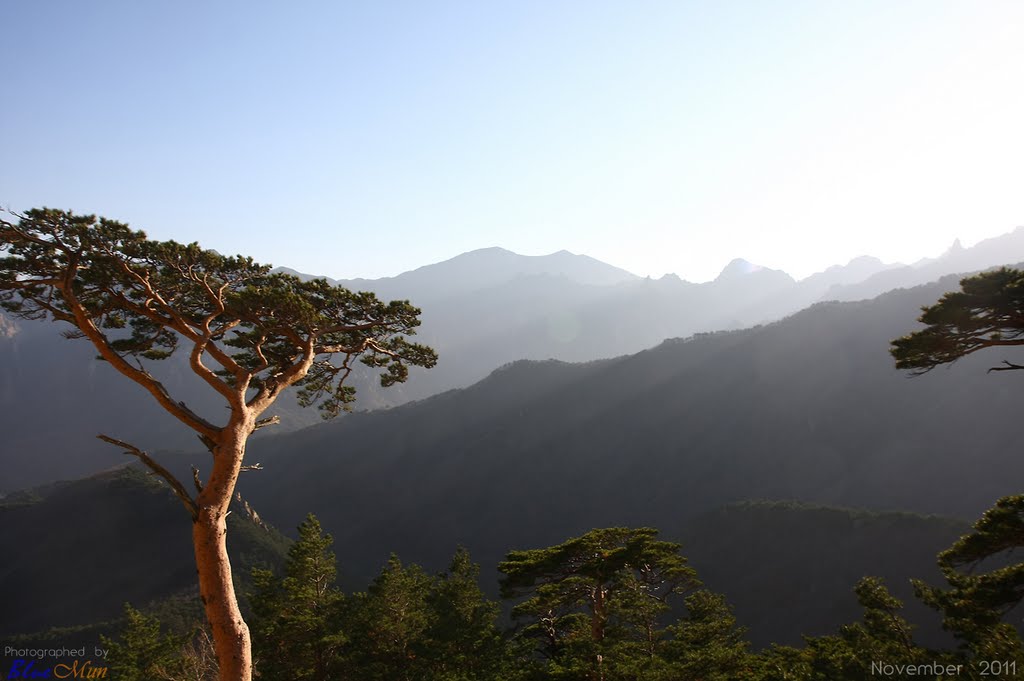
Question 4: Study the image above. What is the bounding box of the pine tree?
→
[659,590,750,681]
[1,208,436,680]
[424,548,506,680]
[914,496,1024,667]
[342,555,434,681]
[250,514,345,681]
[805,577,930,680]
[102,604,185,681]
[891,266,1024,374]
[499,527,701,681]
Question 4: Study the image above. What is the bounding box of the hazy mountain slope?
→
[280,246,640,301]
[0,251,797,488]
[4,233,1023,490]
[231,275,1024,594]
[736,255,900,325]
[825,227,1024,301]
[0,466,289,637]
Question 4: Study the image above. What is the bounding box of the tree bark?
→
[193,424,252,681]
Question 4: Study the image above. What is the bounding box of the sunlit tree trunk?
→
[194,422,252,681]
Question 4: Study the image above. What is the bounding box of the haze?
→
[2,1,1022,282]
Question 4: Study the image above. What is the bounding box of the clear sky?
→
[2,1,1022,282]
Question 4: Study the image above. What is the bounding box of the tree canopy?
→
[914,495,1024,662]
[0,208,437,427]
[499,527,701,679]
[891,267,1024,375]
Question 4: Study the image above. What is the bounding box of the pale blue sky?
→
[2,1,1022,282]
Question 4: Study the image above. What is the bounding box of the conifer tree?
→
[805,577,930,681]
[343,555,434,681]
[424,548,507,681]
[250,514,345,681]
[0,208,436,680]
[915,496,1024,666]
[659,590,750,681]
[102,604,186,681]
[891,266,1024,373]
[499,527,700,681]
[892,268,1024,673]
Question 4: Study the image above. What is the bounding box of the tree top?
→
[0,208,438,429]
[890,267,1024,375]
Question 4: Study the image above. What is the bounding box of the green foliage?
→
[915,495,1024,665]
[1,207,436,676]
[423,548,509,680]
[0,207,437,420]
[34,510,1024,680]
[250,514,345,681]
[101,604,186,681]
[891,267,1024,374]
[249,518,511,681]
[804,577,932,680]
[499,527,702,680]
[342,555,434,680]
[659,590,750,680]
[744,645,812,681]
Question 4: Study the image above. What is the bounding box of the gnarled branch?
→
[988,360,1024,373]
[98,434,198,520]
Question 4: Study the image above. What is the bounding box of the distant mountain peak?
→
[848,255,884,266]
[716,258,764,280]
[444,246,516,262]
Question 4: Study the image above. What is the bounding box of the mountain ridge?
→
[3,228,1024,489]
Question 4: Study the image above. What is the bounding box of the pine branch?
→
[98,434,198,520]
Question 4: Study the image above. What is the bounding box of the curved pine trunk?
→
[194,425,252,681]
[194,508,251,680]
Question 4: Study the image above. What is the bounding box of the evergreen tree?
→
[805,577,931,681]
[250,514,345,681]
[892,276,1024,675]
[891,266,1024,374]
[915,496,1024,669]
[744,645,812,681]
[102,604,185,681]
[0,208,436,680]
[659,590,751,681]
[342,555,434,681]
[499,527,700,680]
[424,547,507,680]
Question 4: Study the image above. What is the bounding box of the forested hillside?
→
[225,275,1024,591]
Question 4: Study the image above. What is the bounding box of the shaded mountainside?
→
[680,501,967,648]
[0,467,289,638]
[0,466,966,649]
[229,276,1024,594]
